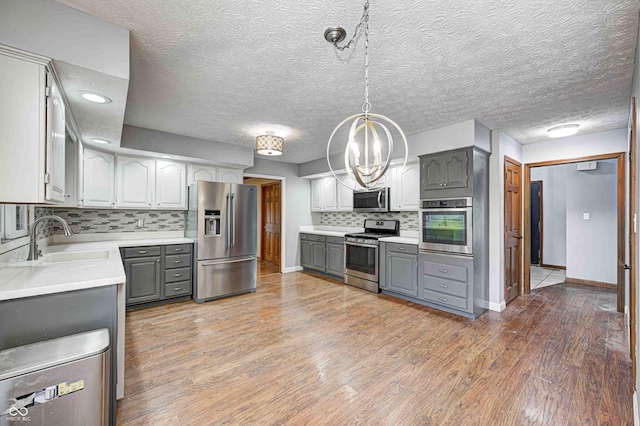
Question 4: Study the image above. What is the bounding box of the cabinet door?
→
[310,179,323,212]
[188,164,217,185]
[61,136,77,207]
[443,151,469,189]
[326,243,344,277]
[300,240,313,268]
[82,148,115,208]
[322,177,337,211]
[125,256,161,305]
[395,163,420,211]
[420,155,444,193]
[386,252,418,296]
[219,168,242,183]
[116,156,155,208]
[44,75,66,203]
[312,242,326,271]
[156,160,186,209]
[337,175,354,211]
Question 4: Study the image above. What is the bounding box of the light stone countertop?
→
[299,225,363,237]
[379,236,420,245]
[0,237,193,302]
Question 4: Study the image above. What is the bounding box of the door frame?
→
[504,156,523,304]
[628,96,636,382]
[523,152,626,313]
[243,173,286,273]
[530,180,543,266]
[261,181,282,266]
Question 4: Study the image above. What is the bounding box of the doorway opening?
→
[523,152,626,312]
[243,176,283,271]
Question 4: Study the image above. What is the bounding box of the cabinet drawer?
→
[388,243,418,255]
[423,276,467,298]
[326,236,344,244]
[300,233,326,242]
[423,260,468,283]
[165,254,192,269]
[166,244,192,254]
[164,281,192,298]
[422,289,467,310]
[165,267,191,283]
[123,246,161,258]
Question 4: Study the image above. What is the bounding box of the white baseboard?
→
[282,266,303,273]
[634,391,639,426]
[489,301,506,312]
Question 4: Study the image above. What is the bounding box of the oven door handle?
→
[345,242,379,249]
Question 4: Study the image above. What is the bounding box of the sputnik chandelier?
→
[324,0,408,190]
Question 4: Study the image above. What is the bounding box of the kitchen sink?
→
[43,249,110,264]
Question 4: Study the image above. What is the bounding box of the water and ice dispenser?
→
[204,210,221,236]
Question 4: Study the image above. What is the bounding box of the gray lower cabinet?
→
[380,242,418,296]
[418,251,475,317]
[123,243,193,308]
[300,233,344,278]
[124,253,161,305]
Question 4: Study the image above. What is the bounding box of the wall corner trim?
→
[489,301,506,312]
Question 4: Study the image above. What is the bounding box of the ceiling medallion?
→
[255,131,284,156]
[324,0,407,190]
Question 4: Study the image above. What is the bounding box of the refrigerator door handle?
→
[231,193,236,248]
[225,193,231,248]
[202,257,254,266]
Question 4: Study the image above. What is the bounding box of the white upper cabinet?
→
[82,147,115,208]
[0,51,66,204]
[60,135,77,208]
[116,156,155,208]
[336,175,354,211]
[219,167,243,183]
[389,163,420,211]
[311,179,323,212]
[156,160,186,209]
[187,164,218,185]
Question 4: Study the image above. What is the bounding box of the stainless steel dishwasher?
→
[0,329,110,425]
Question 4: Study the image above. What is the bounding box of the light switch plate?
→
[583,213,590,220]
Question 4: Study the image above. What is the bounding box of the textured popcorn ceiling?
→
[55,0,639,164]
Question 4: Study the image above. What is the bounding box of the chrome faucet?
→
[27,215,73,261]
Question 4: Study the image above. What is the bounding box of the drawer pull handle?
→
[174,273,182,277]
[439,297,448,302]
[439,284,448,288]
[173,287,182,291]
[173,260,183,264]
[138,250,148,254]
[399,247,405,250]
[439,269,448,273]
[174,248,184,252]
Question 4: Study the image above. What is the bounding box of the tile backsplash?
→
[36,208,185,234]
[320,211,419,230]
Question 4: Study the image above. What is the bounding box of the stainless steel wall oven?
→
[419,197,473,255]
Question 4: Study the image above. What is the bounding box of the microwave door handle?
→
[377,191,382,209]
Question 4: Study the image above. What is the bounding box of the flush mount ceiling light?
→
[91,138,111,145]
[255,131,284,156]
[80,92,112,104]
[548,124,579,138]
[324,0,408,190]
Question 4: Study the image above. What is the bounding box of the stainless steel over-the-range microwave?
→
[353,187,390,212]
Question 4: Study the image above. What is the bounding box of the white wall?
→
[488,130,523,310]
[523,128,628,163]
[244,158,313,271]
[530,166,567,267]
[565,160,618,284]
[0,0,129,79]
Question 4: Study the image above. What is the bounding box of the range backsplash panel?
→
[320,211,419,230]
[35,208,185,234]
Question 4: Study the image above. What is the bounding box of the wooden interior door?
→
[261,182,281,266]
[629,97,637,382]
[505,157,523,304]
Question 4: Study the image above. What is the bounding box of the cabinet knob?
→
[156,259,160,263]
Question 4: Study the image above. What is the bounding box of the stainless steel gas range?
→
[344,219,400,293]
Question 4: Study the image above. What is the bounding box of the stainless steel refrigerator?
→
[186,181,257,303]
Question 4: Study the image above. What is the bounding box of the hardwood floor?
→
[117,263,633,425]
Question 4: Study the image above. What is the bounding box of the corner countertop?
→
[299,225,363,237]
[0,236,193,302]
[379,231,419,245]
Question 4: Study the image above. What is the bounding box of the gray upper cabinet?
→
[420,148,472,198]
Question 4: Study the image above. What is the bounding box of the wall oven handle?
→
[345,241,378,249]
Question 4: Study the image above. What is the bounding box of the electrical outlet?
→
[583,213,590,221]
[137,218,145,228]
